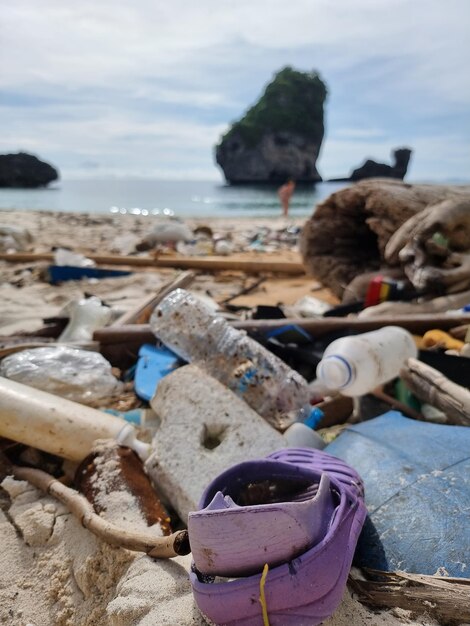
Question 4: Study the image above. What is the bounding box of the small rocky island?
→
[216,67,327,184]
[330,148,412,182]
[0,152,59,188]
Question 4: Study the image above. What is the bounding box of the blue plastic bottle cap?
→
[304,407,324,429]
[317,355,352,390]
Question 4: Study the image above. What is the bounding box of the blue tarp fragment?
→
[326,411,470,577]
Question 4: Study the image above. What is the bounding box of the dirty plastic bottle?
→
[0,376,150,461]
[150,289,311,426]
[316,326,418,397]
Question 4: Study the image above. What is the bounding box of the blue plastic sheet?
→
[134,344,181,401]
[326,411,470,577]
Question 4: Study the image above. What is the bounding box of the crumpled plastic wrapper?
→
[0,346,123,406]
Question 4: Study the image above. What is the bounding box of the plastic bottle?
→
[150,289,311,425]
[58,297,112,343]
[316,326,417,397]
[0,376,150,461]
[283,423,326,450]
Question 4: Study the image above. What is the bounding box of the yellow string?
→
[259,563,270,626]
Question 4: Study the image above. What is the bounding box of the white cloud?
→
[0,0,469,179]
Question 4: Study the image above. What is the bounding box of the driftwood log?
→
[400,358,470,425]
[300,179,470,298]
[350,569,470,624]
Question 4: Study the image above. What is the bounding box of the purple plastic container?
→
[190,448,366,626]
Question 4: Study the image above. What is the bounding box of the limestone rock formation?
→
[330,148,412,182]
[216,67,327,183]
[0,152,59,188]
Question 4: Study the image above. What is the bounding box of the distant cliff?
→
[330,148,412,182]
[216,67,327,184]
[0,152,59,188]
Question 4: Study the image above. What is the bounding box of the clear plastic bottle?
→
[150,289,311,426]
[316,326,418,397]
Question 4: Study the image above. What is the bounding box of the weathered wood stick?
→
[400,357,470,425]
[93,314,470,346]
[10,464,190,558]
[221,276,266,306]
[231,313,470,334]
[0,252,305,275]
[112,270,196,326]
[449,324,470,340]
[371,387,425,421]
[350,569,470,622]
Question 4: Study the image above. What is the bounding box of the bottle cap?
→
[317,355,353,390]
[304,407,324,429]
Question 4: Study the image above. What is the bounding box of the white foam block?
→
[146,364,284,520]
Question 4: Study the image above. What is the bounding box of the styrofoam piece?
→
[146,364,284,521]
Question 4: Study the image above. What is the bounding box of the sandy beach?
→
[0,209,321,335]
[0,208,440,626]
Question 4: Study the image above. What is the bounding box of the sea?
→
[0,179,348,219]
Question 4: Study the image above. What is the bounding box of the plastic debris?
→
[58,297,112,342]
[0,346,123,406]
[0,225,34,252]
[327,411,470,577]
[53,247,96,267]
[150,289,311,427]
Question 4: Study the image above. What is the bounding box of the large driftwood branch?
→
[400,358,470,425]
[350,569,470,624]
[385,198,470,292]
[10,464,190,558]
[0,252,305,275]
[300,180,470,298]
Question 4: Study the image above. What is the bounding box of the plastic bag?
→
[54,248,95,267]
[0,225,33,252]
[0,346,123,406]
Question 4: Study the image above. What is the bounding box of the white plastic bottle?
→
[316,326,417,397]
[0,376,150,461]
[283,422,326,450]
[150,289,311,427]
[58,297,111,343]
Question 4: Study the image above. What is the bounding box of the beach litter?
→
[0,346,123,406]
[0,193,469,625]
[189,448,367,625]
[150,288,312,428]
[327,411,470,577]
[57,296,112,342]
[136,219,194,251]
[0,224,33,252]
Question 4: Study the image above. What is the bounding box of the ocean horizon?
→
[0,177,466,220]
[0,178,348,219]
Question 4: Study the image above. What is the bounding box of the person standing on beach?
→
[278,179,296,217]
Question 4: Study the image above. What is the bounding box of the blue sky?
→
[1,0,469,181]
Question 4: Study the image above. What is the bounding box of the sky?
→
[1,0,469,182]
